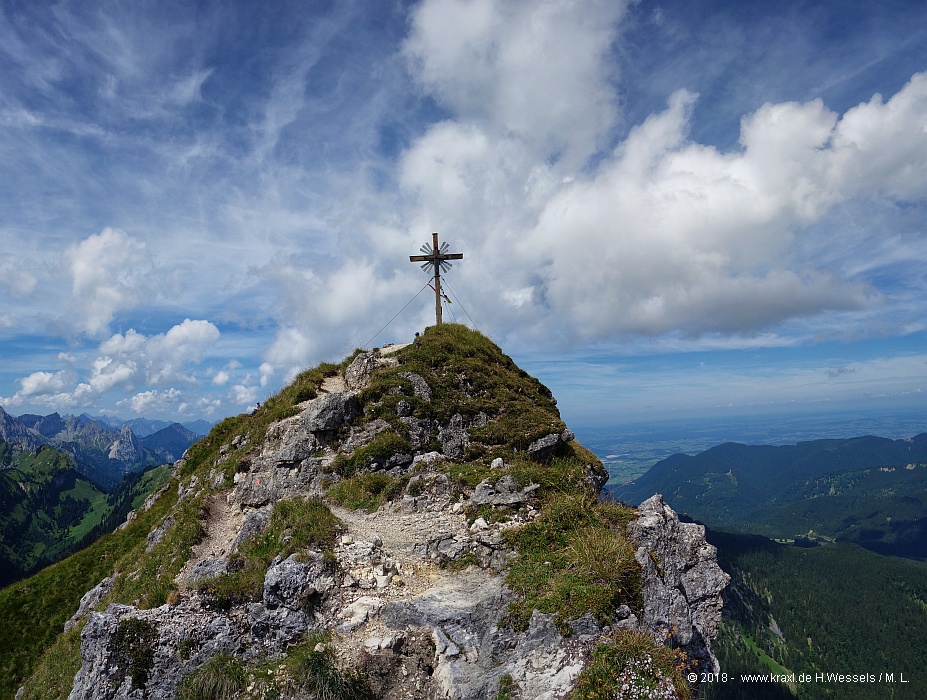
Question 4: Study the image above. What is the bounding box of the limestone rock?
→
[472,474,539,507]
[438,412,487,460]
[526,430,573,462]
[263,552,335,610]
[68,601,252,700]
[345,350,380,391]
[186,557,229,586]
[341,418,390,455]
[301,392,360,434]
[145,515,174,553]
[231,505,272,551]
[398,371,432,401]
[64,576,117,632]
[626,493,730,675]
[338,596,386,633]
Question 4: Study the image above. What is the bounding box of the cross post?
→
[409,232,463,325]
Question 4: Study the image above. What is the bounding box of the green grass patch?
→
[279,632,373,700]
[333,431,412,478]
[15,625,84,700]
[327,472,406,512]
[444,461,504,489]
[177,653,246,700]
[570,628,691,699]
[504,489,640,632]
[110,491,206,609]
[198,497,340,609]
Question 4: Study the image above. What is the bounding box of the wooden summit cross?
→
[409,232,463,325]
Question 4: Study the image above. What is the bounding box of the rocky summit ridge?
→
[20,324,729,700]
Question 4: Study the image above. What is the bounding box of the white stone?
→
[469,517,488,533]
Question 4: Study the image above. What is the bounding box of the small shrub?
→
[177,653,246,700]
[495,673,518,699]
[569,629,691,699]
[109,617,159,689]
[178,638,197,660]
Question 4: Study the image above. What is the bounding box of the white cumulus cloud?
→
[65,228,152,336]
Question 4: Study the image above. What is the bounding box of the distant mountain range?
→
[81,413,214,438]
[0,406,211,489]
[0,406,208,586]
[613,433,927,560]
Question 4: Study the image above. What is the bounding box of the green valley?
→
[0,441,171,587]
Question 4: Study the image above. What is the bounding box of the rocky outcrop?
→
[65,489,726,699]
[64,576,117,632]
[626,494,731,675]
[472,474,539,507]
[57,330,729,700]
[69,599,248,700]
[108,425,142,464]
[527,428,574,461]
[301,392,360,434]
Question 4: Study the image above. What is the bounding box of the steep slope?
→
[706,530,927,700]
[10,325,728,700]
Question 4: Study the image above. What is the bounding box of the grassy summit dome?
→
[7,323,707,700]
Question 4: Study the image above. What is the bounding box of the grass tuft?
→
[504,479,641,632]
[177,653,246,700]
[569,629,692,699]
[279,632,374,700]
[327,472,405,512]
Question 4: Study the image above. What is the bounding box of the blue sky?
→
[1,0,926,427]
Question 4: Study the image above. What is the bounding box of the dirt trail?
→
[175,492,244,588]
[331,503,472,596]
[321,375,347,393]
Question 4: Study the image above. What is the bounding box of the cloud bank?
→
[0,0,925,420]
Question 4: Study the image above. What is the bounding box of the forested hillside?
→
[0,443,171,587]
[616,435,927,560]
[704,530,927,699]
